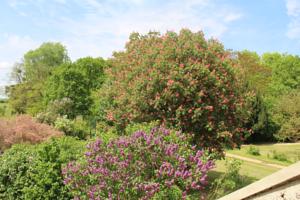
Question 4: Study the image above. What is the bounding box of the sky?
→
[0,0,300,90]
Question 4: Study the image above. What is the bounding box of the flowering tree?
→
[63,127,214,199]
[101,29,248,154]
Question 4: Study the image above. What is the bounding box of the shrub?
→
[0,137,86,199]
[246,146,260,156]
[271,150,289,162]
[63,127,214,199]
[125,121,160,135]
[54,116,89,139]
[0,104,6,117]
[101,29,248,154]
[36,98,73,125]
[0,115,62,151]
[0,144,35,199]
[94,122,120,144]
[208,159,246,199]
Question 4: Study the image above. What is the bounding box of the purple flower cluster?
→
[63,126,214,199]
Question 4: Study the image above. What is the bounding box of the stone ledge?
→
[218,161,300,200]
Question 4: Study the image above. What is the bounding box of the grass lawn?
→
[227,143,300,166]
[206,143,299,199]
[212,158,279,180]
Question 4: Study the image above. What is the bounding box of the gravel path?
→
[225,153,286,169]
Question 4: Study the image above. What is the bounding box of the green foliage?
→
[0,137,85,200]
[101,29,248,154]
[0,101,12,117]
[10,62,25,84]
[244,93,276,142]
[22,140,70,199]
[208,159,245,199]
[0,144,35,199]
[45,64,92,118]
[236,51,275,142]
[152,185,183,200]
[44,57,106,119]
[0,103,7,117]
[36,98,73,125]
[261,53,300,115]
[272,90,300,142]
[237,50,272,94]
[277,116,300,142]
[6,82,44,114]
[54,116,90,139]
[270,150,289,162]
[125,121,160,135]
[238,51,300,142]
[24,42,69,82]
[263,53,300,97]
[8,42,69,115]
[73,57,106,90]
[246,145,260,156]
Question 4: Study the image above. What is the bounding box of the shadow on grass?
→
[204,170,257,200]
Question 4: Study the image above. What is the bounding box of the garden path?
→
[225,153,285,169]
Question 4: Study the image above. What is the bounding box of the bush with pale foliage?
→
[0,115,62,151]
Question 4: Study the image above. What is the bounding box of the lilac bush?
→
[63,127,214,199]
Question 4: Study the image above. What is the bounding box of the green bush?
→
[246,146,260,156]
[101,29,248,155]
[0,137,85,200]
[0,144,35,199]
[36,98,73,125]
[0,105,6,117]
[54,116,89,139]
[208,159,245,199]
[125,121,160,135]
[271,150,289,162]
[94,123,120,144]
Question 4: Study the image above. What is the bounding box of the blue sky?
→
[0,0,300,90]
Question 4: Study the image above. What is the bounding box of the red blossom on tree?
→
[100,29,249,155]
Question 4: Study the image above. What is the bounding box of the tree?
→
[6,83,43,114]
[44,64,92,119]
[8,42,69,114]
[23,42,69,82]
[100,29,249,154]
[74,57,106,91]
[237,50,272,93]
[262,53,300,97]
[272,90,300,142]
[10,62,25,84]
[236,51,274,142]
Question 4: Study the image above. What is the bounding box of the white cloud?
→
[1,0,243,86]
[0,61,11,69]
[53,0,242,58]
[287,19,300,39]
[224,13,243,23]
[286,0,300,17]
[0,34,39,63]
[0,34,39,86]
[286,0,300,39]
